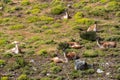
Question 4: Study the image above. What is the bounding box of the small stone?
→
[106,72,110,75]
[32,67,37,71]
[97,69,104,73]
[30,59,35,63]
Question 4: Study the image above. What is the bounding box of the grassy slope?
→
[0,0,120,80]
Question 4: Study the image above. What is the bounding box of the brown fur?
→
[101,42,117,48]
[66,52,77,60]
[67,42,83,49]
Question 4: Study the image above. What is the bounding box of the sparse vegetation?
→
[0,0,120,80]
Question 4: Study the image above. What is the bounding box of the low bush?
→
[116,11,120,17]
[75,18,95,26]
[106,1,120,11]
[70,70,82,79]
[0,59,5,67]
[0,39,7,46]
[21,0,30,6]
[27,16,40,23]
[51,5,65,15]
[2,0,11,4]
[50,66,62,73]
[37,49,48,56]
[83,50,105,57]
[40,16,54,21]
[3,53,13,58]
[73,1,86,9]
[83,50,98,57]
[89,6,106,16]
[1,76,9,80]
[9,24,25,30]
[45,29,56,34]
[41,77,51,80]
[27,8,41,14]
[74,12,84,19]
[17,74,29,80]
[57,42,69,51]
[80,31,97,41]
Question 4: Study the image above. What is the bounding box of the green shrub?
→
[27,8,41,14]
[17,74,28,80]
[57,42,69,51]
[51,5,65,15]
[37,49,48,56]
[74,12,84,19]
[105,35,120,41]
[9,24,25,30]
[27,16,40,23]
[0,39,7,46]
[0,59,5,67]
[73,1,86,9]
[40,16,54,21]
[2,0,11,4]
[81,69,95,75]
[106,1,120,11]
[89,6,106,16]
[114,74,120,80]
[41,77,51,80]
[28,36,41,43]
[83,50,98,57]
[80,31,97,41]
[1,76,9,80]
[100,0,108,3]
[89,0,99,3]
[83,50,105,57]
[116,11,120,17]
[82,5,92,12]
[16,58,26,68]
[75,18,95,26]
[52,23,61,28]
[3,53,13,58]
[45,29,56,34]
[70,70,81,79]
[21,0,30,6]
[39,3,49,9]
[50,66,62,73]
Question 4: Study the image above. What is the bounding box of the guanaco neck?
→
[15,43,19,54]
[94,24,97,31]
[63,51,68,63]
[96,39,104,48]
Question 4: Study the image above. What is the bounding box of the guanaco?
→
[7,41,22,54]
[50,57,64,63]
[62,10,70,19]
[63,51,78,63]
[96,38,117,48]
[87,22,97,32]
[67,42,83,49]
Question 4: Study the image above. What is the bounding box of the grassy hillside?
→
[0,0,120,80]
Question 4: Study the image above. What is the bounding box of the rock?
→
[97,69,104,73]
[74,59,88,70]
[30,59,35,63]
[106,72,110,75]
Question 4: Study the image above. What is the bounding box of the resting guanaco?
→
[63,52,78,63]
[87,22,97,32]
[67,42,83,49]
[7,41,22,54]
[96,38,117,48]
[50,57,64,63]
